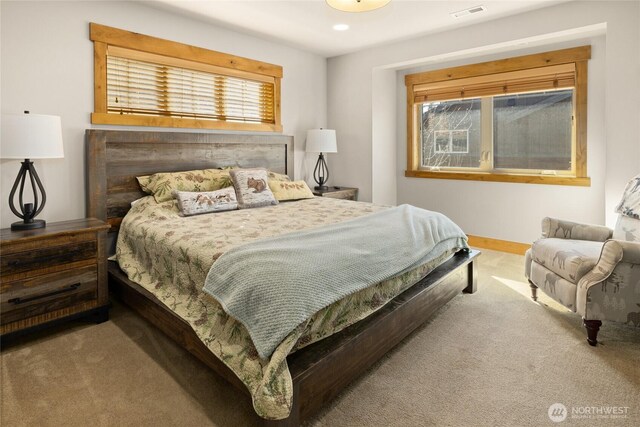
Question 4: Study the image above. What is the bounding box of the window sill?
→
[404,170,591,186]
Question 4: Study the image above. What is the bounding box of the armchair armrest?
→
[576,239,639,318]
[576,239,624,315]
[541,217,612,241]
[577,240,640,293]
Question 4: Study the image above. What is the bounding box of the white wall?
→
[371,68,397,206]
[328,1,640,244]
[0,0,326,228]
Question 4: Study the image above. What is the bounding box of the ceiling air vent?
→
[450,5,486,18]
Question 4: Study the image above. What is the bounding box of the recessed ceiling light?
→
[450,5,486,18]
[333,24,350,31]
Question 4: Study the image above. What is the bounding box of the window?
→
[434,130,469,154]
[493,90,573,171]
[405,46,591,186]
[91,23,282,132]
[423,99,480,168]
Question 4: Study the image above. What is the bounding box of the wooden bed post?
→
[464,257,478,293]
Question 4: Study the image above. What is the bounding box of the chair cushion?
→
[530,238,603,283]
[530,262,578,311]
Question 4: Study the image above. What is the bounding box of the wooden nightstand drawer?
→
[1,240,97,277]
[1,265,98,325]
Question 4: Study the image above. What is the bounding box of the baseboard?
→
[466,235,531,255]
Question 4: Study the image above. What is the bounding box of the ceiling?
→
[150,0,569,57]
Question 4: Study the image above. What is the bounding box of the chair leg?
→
[583,319,602,346]
[529,281,538,301]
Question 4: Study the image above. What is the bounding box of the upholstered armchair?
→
[525,175,640,345]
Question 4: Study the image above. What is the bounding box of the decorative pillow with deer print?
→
[230,168,278,209]
[174,186,238,216]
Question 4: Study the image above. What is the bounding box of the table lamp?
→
[1,112,64,230]
[306,129,337,190]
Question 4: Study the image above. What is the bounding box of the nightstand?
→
[0,218,110,338]
[313,186,359,201]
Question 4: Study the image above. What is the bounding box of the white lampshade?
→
[1,113,64,159]
[326,0,391,12]
[306,129,338,153]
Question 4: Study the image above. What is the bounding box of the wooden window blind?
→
[91,23,282,132]
[412,63,576,103]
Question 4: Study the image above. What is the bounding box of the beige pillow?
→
[217,166,288,180]
[141,169,233,203]
[136,175,153,194]
[268,180,314,202]
[174,187,238,216]
[230,168,278,209]
[222,168,290,182]
[268,171,291,182]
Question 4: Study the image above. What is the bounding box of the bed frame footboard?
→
[263,249,479,426]
[108,249,479,426]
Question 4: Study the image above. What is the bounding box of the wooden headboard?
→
[86,130,294,234]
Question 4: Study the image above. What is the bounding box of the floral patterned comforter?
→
[116,196,458,419]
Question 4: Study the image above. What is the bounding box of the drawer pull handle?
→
[8,283,81,305]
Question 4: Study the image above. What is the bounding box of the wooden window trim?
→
[405,46,590,186]
[404,170,590,186]
[90,23,283,132]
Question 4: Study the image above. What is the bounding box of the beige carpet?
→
[1,249,639,426]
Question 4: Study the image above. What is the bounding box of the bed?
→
[85,129,480,426]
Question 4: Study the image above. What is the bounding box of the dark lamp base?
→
[11,219,46,231]
[314,185,329,190]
